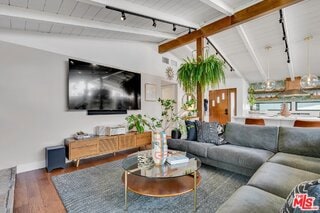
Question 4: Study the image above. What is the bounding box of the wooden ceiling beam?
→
[158,0,303,53]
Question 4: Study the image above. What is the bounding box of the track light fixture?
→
[172,24,177,32]
[106,5,197,34]
[205,38,235,72]
[121,11,126,21]
[279,10,291,65]
[152,19,157,27]
[105,6,241,73]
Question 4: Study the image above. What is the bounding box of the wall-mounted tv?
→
[68,59,141,111]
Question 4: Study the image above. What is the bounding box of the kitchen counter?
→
[233,115,320,127]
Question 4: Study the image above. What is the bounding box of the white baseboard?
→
[17,161,46,174]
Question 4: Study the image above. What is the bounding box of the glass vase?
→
[152,131,168,165]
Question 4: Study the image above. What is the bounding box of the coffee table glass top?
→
[122,150,201,178]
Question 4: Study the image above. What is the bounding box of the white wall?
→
[0,29,179,79]
[0,38,177,172]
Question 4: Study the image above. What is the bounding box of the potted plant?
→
[248,85,256,110]
[125,114,149,133]
[125,98,188,165]
[177,55,225,94]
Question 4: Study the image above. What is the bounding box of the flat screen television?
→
[68,59,141,110]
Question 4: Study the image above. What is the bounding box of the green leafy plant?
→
[177,55,226,93]
[125,114,148,133]
[182,97,197,118]
[126,98,192,133]
[248,85,256,109]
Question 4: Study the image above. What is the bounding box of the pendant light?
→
[262,46,275,91]
[300,36,319,89]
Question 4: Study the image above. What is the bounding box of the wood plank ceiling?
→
[0,0,318,82]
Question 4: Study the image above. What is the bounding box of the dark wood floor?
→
[13,149,138,213]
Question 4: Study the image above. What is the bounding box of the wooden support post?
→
[196,37,204,121]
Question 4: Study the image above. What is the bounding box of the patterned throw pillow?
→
[195,121,227,145]
[216,123,227,145]
[185,120,197,141]
[281,179,320,213]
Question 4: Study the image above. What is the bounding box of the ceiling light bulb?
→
[172,24,176,32]
[301,74,318,89]
[262,79,276,91]
[301,36,318,89]
[121,12,126,21]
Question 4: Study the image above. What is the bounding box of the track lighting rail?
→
[104,5,234,72]
[279,9,291,63]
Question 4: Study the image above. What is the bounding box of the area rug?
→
[52,160,249,213]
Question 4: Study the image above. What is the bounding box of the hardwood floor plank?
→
[14,149,137,212]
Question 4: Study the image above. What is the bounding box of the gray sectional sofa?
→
[167,122,320,212]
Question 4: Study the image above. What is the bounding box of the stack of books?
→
[167,155,189,165]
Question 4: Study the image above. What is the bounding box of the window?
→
[296,101,320,111]
[254,102,292,111]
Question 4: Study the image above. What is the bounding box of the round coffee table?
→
[121,150,201,211]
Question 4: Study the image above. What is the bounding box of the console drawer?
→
[136,132,152,146]
[119,133,136,150]
[70,144,98,159]
[99,136,118,153]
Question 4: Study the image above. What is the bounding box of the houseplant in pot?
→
[177,55,225,93]
[248,85,256,111]
[177,54,225,117]
[126,98,187,165]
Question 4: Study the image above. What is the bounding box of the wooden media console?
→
[65,132,152,167]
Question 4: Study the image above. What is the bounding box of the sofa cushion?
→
[269,152,320,174]
[167,139,214,158]
[187,141,215,158]
[216,185,285,213]
[167,139,188,151]
[279,127,320,158]
[207,144,274,170]
[224,123,279,152]
[248,162,320,198]
[199,157,256,177]
[185,120,197,141]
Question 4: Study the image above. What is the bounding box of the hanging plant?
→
[177,55,225,93]
[248,85,256,109]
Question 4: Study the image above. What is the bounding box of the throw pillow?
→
[281,179,320,213]
[216,123,227,145]
[195,121,227,145]
[195,121,219,144]
[185,120,197,141]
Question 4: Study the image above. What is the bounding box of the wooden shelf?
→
[256,98,281,102]
[253,89,285,94]
[304,87,320,91]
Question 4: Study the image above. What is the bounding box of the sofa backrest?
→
[225,123,279,152]
[279,127,320,157]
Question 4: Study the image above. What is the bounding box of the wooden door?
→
[209,88,237,124]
